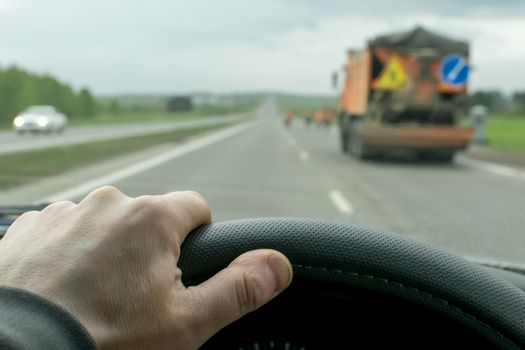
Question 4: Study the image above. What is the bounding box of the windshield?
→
[0,0,524,267]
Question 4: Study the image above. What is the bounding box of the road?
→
[0,114,246,155]
[3,102,525,266]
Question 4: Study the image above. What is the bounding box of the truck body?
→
[339,27,474,160]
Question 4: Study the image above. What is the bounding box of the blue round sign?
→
[440,54,469,86]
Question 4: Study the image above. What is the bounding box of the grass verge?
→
[464,114,525,153]
[0,123,230,190]
[69,111,205,126]
[486,116,525,153]
[0,105,254,130]
[69,105,254,127]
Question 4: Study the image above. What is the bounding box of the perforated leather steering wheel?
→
[179,218,525,349]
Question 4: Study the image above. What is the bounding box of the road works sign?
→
[375,55,407,90]
[440,54,468,86]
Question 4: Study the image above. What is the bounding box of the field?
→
[69,104,254,126]
[0,95,259,129]
[484,114,525,153]
[274,93,338,115]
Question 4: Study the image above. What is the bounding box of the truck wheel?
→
[339,116,350,153]
[341,131,349,153]
[434,151,455,162]
[418,151,455,162]
[349,120,368,160]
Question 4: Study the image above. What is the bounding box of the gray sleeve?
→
[0,287,98,350]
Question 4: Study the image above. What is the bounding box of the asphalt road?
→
[31,101,520,267]
[4,102,525,266]
[0,114,246,155]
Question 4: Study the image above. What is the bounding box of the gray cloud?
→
[0,0,523,94]
[286,0,524,16]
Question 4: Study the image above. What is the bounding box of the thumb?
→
[183,249,293,345]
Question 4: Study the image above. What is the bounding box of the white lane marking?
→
[328,190,354,215]
[299,150,310,162]
[456,155,525,181]
[37,122,259,203]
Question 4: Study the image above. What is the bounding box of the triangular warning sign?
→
[375,56,407,90]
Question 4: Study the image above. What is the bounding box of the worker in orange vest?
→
[323,109,334,127]
[284,110,293,127]
[314,110,324,127]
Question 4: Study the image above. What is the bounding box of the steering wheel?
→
[178,218,525,349]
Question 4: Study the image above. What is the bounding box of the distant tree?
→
[17,74,40,112]
[512,91,525,109]
[469,90,509,113]
[36,75,61,108]
[167,96,193,112]
[130,104,146,112]
[0,66,26,121]
[78,88,96,117]
[108,99,122,115]
[0,65,98,125]
[57,84,78,117]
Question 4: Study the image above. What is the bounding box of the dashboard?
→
[202,279,501,349]
[2,211,525,349]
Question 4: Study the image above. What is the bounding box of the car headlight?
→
[13,116,25,127]
[37,116,49,127]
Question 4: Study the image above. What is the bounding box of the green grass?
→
[69,111,205,126]
[69,105,253,126]
[463,114,525,153]
[0,124,230,190]
[0,104,254,129]
[485,115,525,153]
[274,93,338,115]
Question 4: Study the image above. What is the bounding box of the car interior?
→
[2,212,525,349]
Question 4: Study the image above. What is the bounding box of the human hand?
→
[0,186,293,349]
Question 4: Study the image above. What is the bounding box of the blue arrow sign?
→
[440,54,469,86]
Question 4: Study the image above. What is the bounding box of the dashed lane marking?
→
[299,150,310,162]
[328,190,354,215]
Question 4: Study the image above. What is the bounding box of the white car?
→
[13,105,68,134]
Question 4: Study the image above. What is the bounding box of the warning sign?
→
[375,56,407,90]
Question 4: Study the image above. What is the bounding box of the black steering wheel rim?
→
[179,218,525,349]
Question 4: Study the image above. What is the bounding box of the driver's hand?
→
[0,186,293,349]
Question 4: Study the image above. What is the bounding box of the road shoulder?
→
[0,124,252,205]
[462,145,525,169]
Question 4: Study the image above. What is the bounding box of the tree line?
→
[0,64,523,125]
[0,65,96,124]
[469,90,525,115]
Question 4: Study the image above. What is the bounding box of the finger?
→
[3,210,39,238]
[180,249,293,345]
[155,190,212,241]
[78,185,128,206]
[42,200,76,213]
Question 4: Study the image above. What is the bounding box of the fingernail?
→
[267,253,293,292]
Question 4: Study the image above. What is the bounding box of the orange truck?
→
[338,26,473,161]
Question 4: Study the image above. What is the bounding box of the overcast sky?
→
[0,0,524,95]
